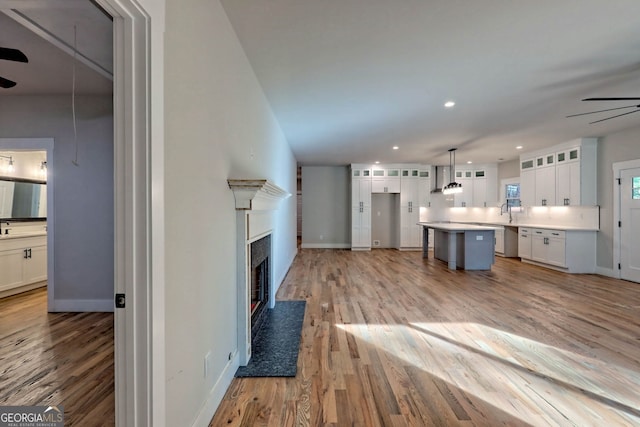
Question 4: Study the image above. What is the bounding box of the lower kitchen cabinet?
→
[0,235,47,293]
[495,226,519,257]
[518,227,595,273]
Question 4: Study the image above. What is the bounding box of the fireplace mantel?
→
[228,179,291,210]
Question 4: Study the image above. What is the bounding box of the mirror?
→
[0,178,47,219]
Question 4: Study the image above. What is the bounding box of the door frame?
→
[612,158,640,281]
[95,0,164,425]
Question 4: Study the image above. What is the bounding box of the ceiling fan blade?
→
[582,97,640,101]
[0,47,28,63]
[0,76,17,89]
[589,108,640,124]
[567,104,639,118]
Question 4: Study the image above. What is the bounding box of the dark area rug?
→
[235,300,306,377]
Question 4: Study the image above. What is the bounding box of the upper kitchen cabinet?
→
[520,138,597,206]
[451,164,498,207]
[371,166,400,193]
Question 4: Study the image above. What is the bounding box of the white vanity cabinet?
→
[0,235,47,293]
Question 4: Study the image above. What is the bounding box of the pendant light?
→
[442,148,463,195]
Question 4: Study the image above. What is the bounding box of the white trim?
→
[192,354,240,427]
[50,299,113,312]
[499,176,520,204]
[0,138,54,311]
[595,266,617,278]
[228,179,291,210]
[94,0,162,426]
[612,158,640,281]
[301,243,351,249]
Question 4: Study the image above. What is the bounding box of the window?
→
[633,176,640,200]
[506,183,521,207]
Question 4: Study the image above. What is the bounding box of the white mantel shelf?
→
[228,179,291,210]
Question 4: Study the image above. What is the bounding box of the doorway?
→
[614,159,640,283]
[619,166,640,282]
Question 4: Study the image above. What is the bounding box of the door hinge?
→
[618,263,621,270]
[619,221,622,228]
[616,178,621,185]
[115,293,126,308]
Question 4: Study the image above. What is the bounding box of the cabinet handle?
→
[552,232,560,236]
[564,198,569,206]
[544,237,549,245]
[24,249,29,259]
[28,248,32,258]
[542,199,547,206]
[521,234,528,238]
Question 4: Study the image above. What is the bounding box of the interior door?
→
[620,167,640,282]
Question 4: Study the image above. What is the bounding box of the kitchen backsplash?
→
[420,204,600,230]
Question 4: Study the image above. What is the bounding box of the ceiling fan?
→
[0,47,29,89]
[567,97,640,124]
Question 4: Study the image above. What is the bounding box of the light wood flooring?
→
[0,288,114,426]
[211,249,640,426]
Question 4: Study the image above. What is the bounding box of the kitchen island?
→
[419,222,499,270]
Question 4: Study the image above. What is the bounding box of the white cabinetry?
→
[555,147,581,206]
[351,166,372,249]
[418,168,432,208]
[372,168,400,193]
[535,163,556,206]
[494,228,504,254]
[519,138,597,206]
[400,169,421,248]
[0,235,47,293]
[451,165,498,207]
[518,227,596,273]
[531,229,566,267]
[518,228,532,259]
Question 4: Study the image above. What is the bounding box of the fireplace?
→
[250,234,271,339]
[228,179,290,365]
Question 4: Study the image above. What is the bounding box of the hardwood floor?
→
[211,249,640,426]
[0,288,114,426]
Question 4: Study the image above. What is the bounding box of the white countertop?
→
[418,222,501,232]
[0,231,47,240]
[425,221,598,232]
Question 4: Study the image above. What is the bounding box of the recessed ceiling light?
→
[444,101,456,108]
[392,146,399,150]
[467,161,472,164]
[516,145,523,150]
[375,161,380,164]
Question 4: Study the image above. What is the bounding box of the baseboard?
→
[595,266,618,279]
[0,281,46,299]
[192,353,239,427]
[50,298,113,312]
[301,243,350,249]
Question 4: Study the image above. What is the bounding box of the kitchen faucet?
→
[500,203,513,224]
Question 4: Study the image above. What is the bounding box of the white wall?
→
[163,1,297,425]
[301,166,350,248]
[0,96,114,307]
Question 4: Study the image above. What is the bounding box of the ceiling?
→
[2,1,640,166]
[0,0,112,95]
[220,0,640,166]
